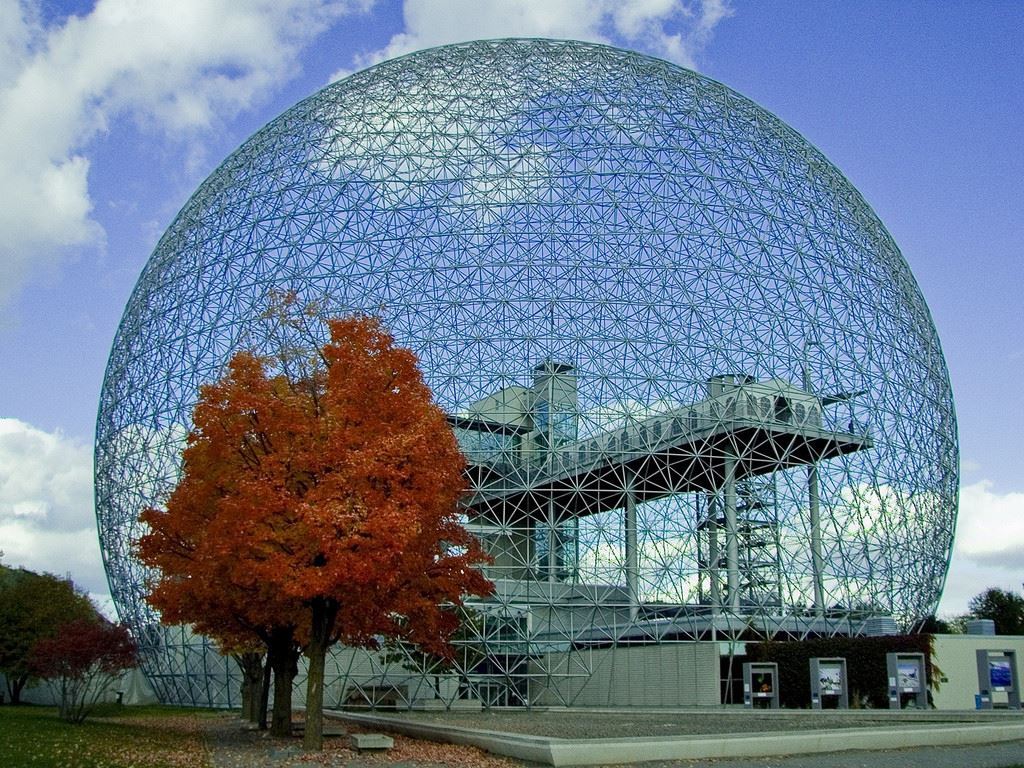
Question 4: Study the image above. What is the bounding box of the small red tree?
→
[0,566,98,704]
[29,619,137,723]
[140,315,493,750]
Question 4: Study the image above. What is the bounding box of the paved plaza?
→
[376,708,1017,738]
[328,708,1024,766]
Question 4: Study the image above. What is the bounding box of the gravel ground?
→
[200,713,519,767]
[376,709,1018,739]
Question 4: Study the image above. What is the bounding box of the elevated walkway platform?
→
[466,410,869,518]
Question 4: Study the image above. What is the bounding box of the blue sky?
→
[0,0,1021,618]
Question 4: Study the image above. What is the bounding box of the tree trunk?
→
[267,627,299,737]
[9,674,27,705]
[303,598,339,751]
[270,656,293,737]
[59,675,69,720]
[235,656,250,721]
[234,651,265,722]
[258,653,272,730]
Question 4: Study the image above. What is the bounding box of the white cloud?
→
[331,0,732,81]
[0,0,732,308]
[0,0,374,308]
[938,480,1024,616]
[0,417,106,604]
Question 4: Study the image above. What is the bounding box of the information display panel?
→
[886,652,927,709]
[743,662,780,709]
[810,657,848,709]
[976,650,1021,709]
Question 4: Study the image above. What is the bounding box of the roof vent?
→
[966,619,996,635]
[863,616,899,636]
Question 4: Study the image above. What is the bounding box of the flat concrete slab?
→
[349,732,394,752]
[327,709,1024,767]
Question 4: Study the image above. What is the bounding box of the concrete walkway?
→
[644,740,1024,768]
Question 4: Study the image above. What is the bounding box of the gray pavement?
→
[386,709,1014,738]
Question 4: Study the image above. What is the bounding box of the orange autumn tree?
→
[138,353,310,736]
[140,315,492,750]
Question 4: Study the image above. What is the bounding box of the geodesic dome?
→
[96,38,957,707]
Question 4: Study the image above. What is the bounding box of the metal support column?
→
[547,494,558,583]
[724,454,740,611]
[625,486,638,620]
[708,494,721,617]
[802,353,826,618]
[808,464,825,617]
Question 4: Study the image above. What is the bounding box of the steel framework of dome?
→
[96,39,957,708]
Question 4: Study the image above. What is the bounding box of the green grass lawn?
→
[0,704,213,768]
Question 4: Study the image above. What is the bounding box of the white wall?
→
[931,634,1024,709]
[1,668,154,706]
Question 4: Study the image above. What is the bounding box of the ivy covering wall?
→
[744,635,937,708]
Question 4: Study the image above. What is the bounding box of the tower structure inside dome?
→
[456,363,872,635]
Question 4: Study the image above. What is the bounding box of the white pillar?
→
[707,495,721,617]
[547,495,558,583]
[724,454,740,612]
[625,486,638,620]
[808,464,825,617]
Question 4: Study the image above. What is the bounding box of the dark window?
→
[775,396,792,423]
